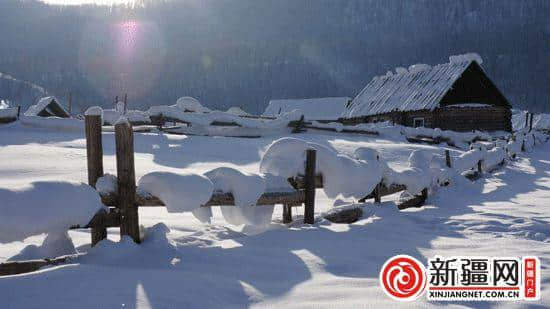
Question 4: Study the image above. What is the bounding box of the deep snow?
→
[0,123,548,308]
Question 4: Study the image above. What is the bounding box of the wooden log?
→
[100,190,305,208]
[397,188,428,210]
[360,183,407,202]
[70,208,121,229]
[282,204,292,223]
[85,115,104,187]
[373,183,381,203]
[0,255,76,277]
[115,120,140,243]
[304,149,317,224]
[323,207,363,224]
[445,150,452,168]
[85,114,106,246]
[288,175,323,189]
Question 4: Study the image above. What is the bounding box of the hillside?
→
[0,0,548,114]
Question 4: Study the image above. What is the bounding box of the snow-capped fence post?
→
[445,150,452,168]
[85,115,104,187]
[304,149,316,224]
[283,204,292,223]
[115,120,141,243]
[85,114,107,246]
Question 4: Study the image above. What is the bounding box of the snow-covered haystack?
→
[176,97,211,113]
[449,52,483,64]
[0,181,104,244]
[260,137,385,199]
[205,168,272,226]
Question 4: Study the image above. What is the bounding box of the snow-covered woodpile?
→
[341,53,512,132]
[263,97,351,121]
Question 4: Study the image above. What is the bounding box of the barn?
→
[340,54,512,132]
[24,96,70,118]
[263,97,351,121]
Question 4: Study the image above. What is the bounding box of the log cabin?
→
[340,54,512,132]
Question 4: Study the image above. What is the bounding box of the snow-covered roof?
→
[263,97,351,121]
[342,53,502,118]
[24,96,70,118]
[226,107,251,117]
[176,97,211,113]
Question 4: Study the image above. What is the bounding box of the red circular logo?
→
[379,255,427,301]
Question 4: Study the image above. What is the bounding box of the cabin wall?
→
[435,106,511,132]
[339,106,511,132]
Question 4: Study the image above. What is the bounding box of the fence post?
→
[115,120,140,243]
[445,150,451,168]
[85,114,106,246]
[283,204,292,223]
[525,112,529,129]
[477,160,483,175]
[374,183,382,203]
[529,113,533,132]
[16,106,21,119]
[304,149,316,224]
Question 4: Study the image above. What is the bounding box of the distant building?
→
[341,54,512,132]
[263,97,351,121]
[24,96,70,118]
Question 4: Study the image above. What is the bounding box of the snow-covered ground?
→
[0,122,548,308]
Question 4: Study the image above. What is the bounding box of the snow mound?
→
[394,67,408,74]
[205,167,272,226]
[453,149,484,173]
[9,231,76,261]
[0,100,9,109]
[449,52,483,64]
[260,137,384,199]
[0,181,105,243]
[84,106,103,117]
[408,63,431,73]
[96,173,118,195]
[226,107,251,116]
[482,147,506,170]
[385,150,433,195]
[19,115,83,132]
[176,97,210,113]
[138,172,214,213]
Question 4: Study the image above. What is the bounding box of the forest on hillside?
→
[0,0,548,114]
